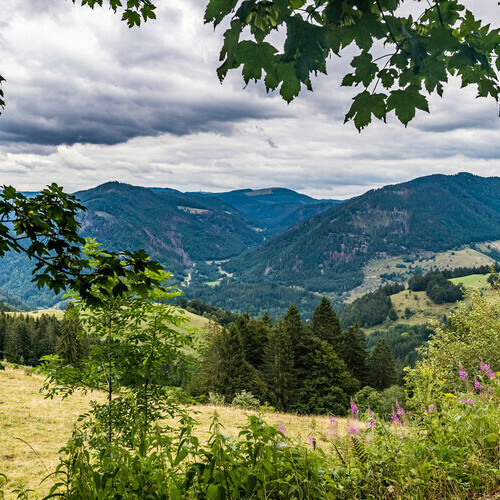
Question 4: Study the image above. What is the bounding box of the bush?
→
[208,392,226,406]
[231,390,260,409]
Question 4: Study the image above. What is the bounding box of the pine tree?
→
[56,302,84,368]
[342,322,368,386]
[298,338,360,415]
[4,321,22,363]
[369,338,397,390]
[311,297,343,352]
[262,320,294,412]
[236,312,269,369]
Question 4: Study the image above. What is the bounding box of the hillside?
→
[76,182,264,275]
[224,173,500,302]
[0,365,343,497]
[189,187,341,235]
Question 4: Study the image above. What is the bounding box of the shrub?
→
[232,390,260,409]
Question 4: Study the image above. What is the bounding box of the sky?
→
[0,1,499,199]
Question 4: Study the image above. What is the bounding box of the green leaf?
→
[344,91,387,130]
[205,0,238,26]
[387,85,429,125]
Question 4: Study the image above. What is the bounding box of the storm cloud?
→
[0,0,499,198]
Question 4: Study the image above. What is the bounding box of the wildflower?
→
[489,372,496,379]
[366,408,377,428]
[467,398,474,405]
[391,409,401,425]
[277,423,286,435]
[428,404,436,413]
[349,424,360,434]
[350,399,359,418]
[481,363,490,372]
[474,379,482,390]
[326,430,337,439]
[459,370,467,379]
[444,393,456,398]
[396,406,405,416]
[329,416,337,424]
[308,435,315,448]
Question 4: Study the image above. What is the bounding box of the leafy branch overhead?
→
[205,0,500,129]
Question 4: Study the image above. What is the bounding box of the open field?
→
[347,246,495,302]
[0,366,346,498]
[449,273,489,289]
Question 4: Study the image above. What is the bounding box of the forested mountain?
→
[1,173,499,313]
[189,187,341,234]
[225,173,500,298]
[0,182,337,309]
[76,182,264,276]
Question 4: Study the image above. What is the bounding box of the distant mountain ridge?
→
[0,182,339,308]
[225,173,500,297]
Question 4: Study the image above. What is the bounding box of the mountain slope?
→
[226,173,500,295]
[190,187,341,233]
[76,182,264,276]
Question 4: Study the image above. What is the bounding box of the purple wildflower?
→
[396,406,405,416]
[474,379,482,390]
[467,398,474,405]
[277,423,286,435]
[391,409,401,424]
[459,370,467,379]
[330,416,337,424]
[350,399,359,418]
[481,363,490,372]
[489,372,496,379]
[428,404,436,413]
[349,424,360,434]
[308,435,315,448]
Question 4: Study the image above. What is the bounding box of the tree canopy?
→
[205,0,500,129]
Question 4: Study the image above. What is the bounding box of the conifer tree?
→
[311,297,343,352]
[299,339,360,415]
[4,321,22,363]
[369,338,397,390]
[56,302,84,368]
[236,312,269,369]
[342,322,368,386]
[283,304,310,405]
[262,320,294,412]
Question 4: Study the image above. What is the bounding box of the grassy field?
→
[449,273,489,289]
[347,247,495,302]
[364,274,498,333]
[0,366,346,498]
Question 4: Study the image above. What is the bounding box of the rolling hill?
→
[224,173,500,296]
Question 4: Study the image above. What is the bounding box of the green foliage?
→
[409,270,464,304]
[342,322,368,386]
[0,311,61,366]
[206,0,500,129]
[262,319,294,411]
[340,289,395,328]
[369,338,397,390]
[231,390,260,409]
[56,302,84,368]
[407,289,500,405]
[311,297,342,351]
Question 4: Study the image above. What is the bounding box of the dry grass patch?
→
[0,366,348,498]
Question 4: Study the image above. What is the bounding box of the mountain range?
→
[0,172,499,315]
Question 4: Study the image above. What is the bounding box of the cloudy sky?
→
[0,0,499,199]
